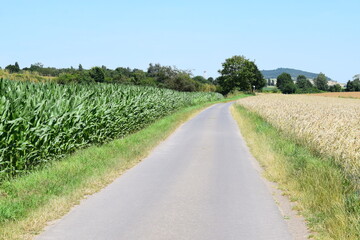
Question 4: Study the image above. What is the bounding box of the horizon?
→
[1,0,358,83]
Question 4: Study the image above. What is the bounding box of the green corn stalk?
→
[0,79,223,180]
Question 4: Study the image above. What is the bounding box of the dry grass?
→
[311,92,360,99]
[0,69,55,82]
[237,94,360,186]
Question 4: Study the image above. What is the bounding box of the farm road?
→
[37,102,293,240]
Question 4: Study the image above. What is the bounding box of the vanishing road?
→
[37,102,293,240]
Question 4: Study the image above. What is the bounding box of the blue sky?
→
[1,0,358,82]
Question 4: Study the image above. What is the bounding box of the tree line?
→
[275,72,358,94]
[214,56,358,95]
[2,62,216,92]
[5,59,357,94]
[345,77,360,92]
[3,58,266,95]
[276,72,331,94]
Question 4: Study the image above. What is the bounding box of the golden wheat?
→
[311,92,360,99]
[236,94,360,185]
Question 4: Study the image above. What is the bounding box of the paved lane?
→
[37,102,293,240]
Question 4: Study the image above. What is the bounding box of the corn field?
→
[0,79,223,179]
[236,94,360,186]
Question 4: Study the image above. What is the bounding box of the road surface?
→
[37,102,293,240]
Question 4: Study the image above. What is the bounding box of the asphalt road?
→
[37,102,293,240]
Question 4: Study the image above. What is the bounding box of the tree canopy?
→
[346,78,360,91]
[5,62,20,73]
[329,84,342,92]
[313,73,328,91]
[1,61,219,93]
[276,72,296,94]
[217,55,265,94]
[296,75,313,89]
[89,67,105,83]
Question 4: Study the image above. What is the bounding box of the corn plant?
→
[0,79,223,179]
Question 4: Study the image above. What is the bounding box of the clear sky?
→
[1,0,359,82]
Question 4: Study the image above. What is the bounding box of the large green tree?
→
[276,72,296,94]
[14,62,20,72]
[329,84,342,92]
[346,78,360,91]
[217,55,265,94]
[89,67,105,83]
[164,73,197,92]
[5,62,20,73]
[131,69,146,85]
[296,75,313,89]
[276,72,292,89]
[313,73,328,91]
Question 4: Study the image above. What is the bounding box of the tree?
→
[245,60,266,91]
[147,63,180,85]
[29,62,44,71]
[78,64,83,71]
[131,69,146,85]
[164,73,196,92]
[346,78,360,91]
[276,73,292,89]
[89,67,105,83]
[14,62,20,72]
[313,73,328,91]
[296,75,313,89]
[217,55,265,94]
[282,81,296,94]
[329,84,342,92]
[276,72,296,93]
[267,79,272,86]
[193,76,209,84]
[56,73,79,84]
[5,65,16,73]
[353,79,360,91]
[207,77,214,83]
[346,80,352,91]
[5,62,20,73]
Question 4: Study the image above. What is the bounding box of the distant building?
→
[327,80,345,88]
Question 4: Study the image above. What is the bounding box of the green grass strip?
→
[232,104,360,240]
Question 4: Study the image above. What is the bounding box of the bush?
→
[281,82,296,94]
[89,67,105,83]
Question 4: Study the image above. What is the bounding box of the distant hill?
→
[261,68,332,80]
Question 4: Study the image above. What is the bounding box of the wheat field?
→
[311,92,360,99]
[236,94,360,185]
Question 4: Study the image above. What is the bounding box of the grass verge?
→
[231,104,360,240]
[0,94,249,240]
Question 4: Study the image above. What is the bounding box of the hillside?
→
[261,68,332,80]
